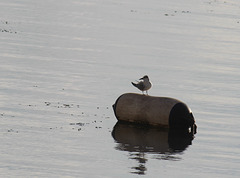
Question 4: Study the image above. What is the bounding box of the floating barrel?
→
[112,93,196,133]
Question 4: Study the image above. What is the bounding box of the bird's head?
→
[139,75,149,80]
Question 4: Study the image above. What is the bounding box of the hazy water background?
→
[0,0,240,177]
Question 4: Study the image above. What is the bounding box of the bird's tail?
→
[131,82,137,87]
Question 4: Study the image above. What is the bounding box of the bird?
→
[131,75,152,95]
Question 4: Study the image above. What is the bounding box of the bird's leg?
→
[146,90,148,95]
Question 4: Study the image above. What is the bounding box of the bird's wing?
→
[136,81,145,90]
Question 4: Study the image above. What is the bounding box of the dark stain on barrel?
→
[169,103,195,131]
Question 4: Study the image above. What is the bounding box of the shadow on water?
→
[112,122,196,175]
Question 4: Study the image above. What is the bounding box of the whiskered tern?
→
[131,75,152,95]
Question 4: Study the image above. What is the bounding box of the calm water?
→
[0,0,240,177]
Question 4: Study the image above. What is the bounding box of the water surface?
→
[0,0,240,177]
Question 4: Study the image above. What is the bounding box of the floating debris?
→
[0,28,17,34]
[76,122,85,126]
[182,11,191,13]
[130,10,137,13]
[69,122,86,126]
[63,104,70,108]
[0,20,17,34]
[28,104,36,107]
[7,129,18,133]
[164,10,191,17]
[45,102,51,106]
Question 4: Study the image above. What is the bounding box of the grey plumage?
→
[131,81,144,90]
[131,75,152,95]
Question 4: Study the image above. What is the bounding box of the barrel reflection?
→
[112,122,195,175]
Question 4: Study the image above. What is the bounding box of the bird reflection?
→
[112,122,195,175]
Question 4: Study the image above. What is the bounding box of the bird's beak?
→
[139,77,143,80]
